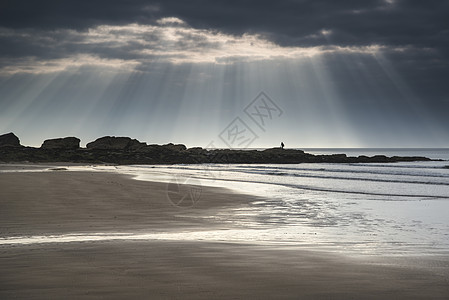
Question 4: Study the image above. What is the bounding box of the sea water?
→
[128,148,449,255]
[2,149,449,256]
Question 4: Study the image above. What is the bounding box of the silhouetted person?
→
[281,142,284,149]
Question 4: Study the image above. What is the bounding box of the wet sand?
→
[1,170,448,299]
[0,170,253,236]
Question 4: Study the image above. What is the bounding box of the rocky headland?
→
[0,132,433,164]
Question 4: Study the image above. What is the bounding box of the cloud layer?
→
[0,1,447,74]
[1,1,447,49]
[1,18,390,74]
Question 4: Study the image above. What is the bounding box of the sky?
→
[0,0,448,148]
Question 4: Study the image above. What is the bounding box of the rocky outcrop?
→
[162,143,187,152]
[0,133,434,164]
[187,147,206,154]
[0,132,21,147]
[41,137,80,150]
[86,136,146,151]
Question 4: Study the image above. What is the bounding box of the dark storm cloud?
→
[158,0,449,49]
[0,0,448,94]
[0,0,160,30]
[1,1,448,49]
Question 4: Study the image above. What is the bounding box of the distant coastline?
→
[0,132,437,164]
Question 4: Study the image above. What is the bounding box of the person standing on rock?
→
[281,142,284,149]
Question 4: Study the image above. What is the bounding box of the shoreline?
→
[1,170,449,298]
[2,163,449,253]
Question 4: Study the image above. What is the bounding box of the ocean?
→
[127,148,449,255]
[303,148,449,160]
[2,148,449,256]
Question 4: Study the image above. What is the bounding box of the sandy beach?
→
[1,168,449,299]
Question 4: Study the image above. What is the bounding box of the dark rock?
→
[86,136,146,151]
[0,132,21,147]
[326,154,347,161]
[0,134,436,164]
[162,143,187,151]
[263,148,305,154]
[187,147,205,154]
[371,155,390,162]
[41,137,80,150]
[391,156,431,162]
[136,144,162,153]
[357,155,370,162]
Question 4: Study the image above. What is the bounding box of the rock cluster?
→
[41,137,80,150]
[0,132,21,147]
[86,136,146,151]
[0,132,434,164]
